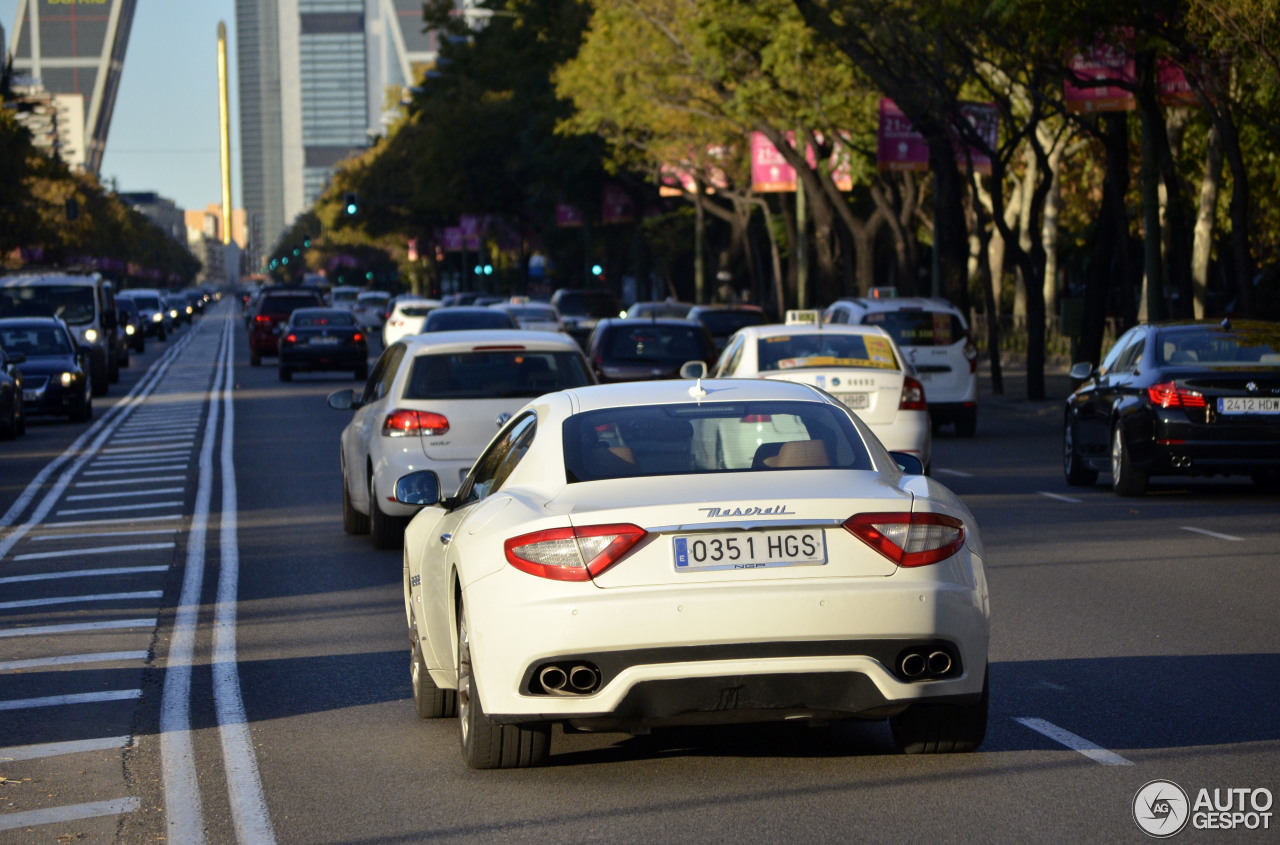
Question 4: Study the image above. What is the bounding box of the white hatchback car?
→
[490,302,565,333]
[392,378,989,768]
[327,330,595,548]
[823,297,978,436]
[352,290,392,331]
[382,296,444,347]
[709,319,932,472]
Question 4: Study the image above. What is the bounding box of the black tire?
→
[369,474,403,550]
[954,409,977,438]
[1063,416,1098,486]
[158,327,167,341]
[341,467,369,535]
[91,359,108,397]
[249,349,261,367]
[412,638,457,719]
[0,403,15,441]
[71,396,93,423]
[891,671,988,754]
[458,608,549,769]
[1110,423,1148,497]
[278,366,292,382]
[15,402,24,436]
[1251,469,1280,493]
[109,355,120,384]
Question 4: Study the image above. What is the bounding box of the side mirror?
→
[394,470,441,506]
[1069,362,1094,381]
[889,451,924,476]
[680,360,708,380]
[326,389,361,410]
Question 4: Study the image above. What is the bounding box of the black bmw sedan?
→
[278,307,369,382]
[1064,320,1280,496]
[0,317,94,422]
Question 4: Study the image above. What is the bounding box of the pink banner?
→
[602,183,635,224]
[752,132,797,192]
[1158,58,1197,105]
[556,203,584,227]
[1065,31,1136,113]
[877,100,997,175]
[442,227,464,252]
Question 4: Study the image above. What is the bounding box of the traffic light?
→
[344,192,359,216]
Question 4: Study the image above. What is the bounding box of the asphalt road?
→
[2,305,1277,843]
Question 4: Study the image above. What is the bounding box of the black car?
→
[1064,319,1280,496]
[550,289,622,348]
[0,317,93,422]
[421,307,517,333]
[0,341,25,439]
[585,317,718,384]
[116,296,147,353]
[278,308,369,382]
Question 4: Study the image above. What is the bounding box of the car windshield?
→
[756,334,900,372]
[558,292,620,318]
[859,310,965,347]
[128,294,162,311]
[563,400,874,482]
[0,285,96,325]
[357,293,389,305]
[425,311,514,331]
[604,325,705,363]
[1157,327,1280,365]
[291,311,355,328]
[403,350,591,399]
[507,306,558,321]
[695,309,765,337]
[332,290,359,304]
[0,324,73,356]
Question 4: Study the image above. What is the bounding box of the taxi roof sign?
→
[785,309,821,325]
[869,286,897,299]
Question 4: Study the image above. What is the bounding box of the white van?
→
[0,273,121,395]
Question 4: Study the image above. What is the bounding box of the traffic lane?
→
[0,322,192,519]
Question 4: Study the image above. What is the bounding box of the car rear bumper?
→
[448,567,989,726]
[279,346,366,371]
[1132,413,1280,475]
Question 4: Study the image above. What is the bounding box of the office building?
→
[4,0,139,174]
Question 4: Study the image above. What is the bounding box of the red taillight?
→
[963,334,978,373]
[353,332,365,343]
[283,333,297,344]
[382,409,450,437]
[899,376,927,411]
[843,512,965,567]
[1147,381,1205,409]
[255,314,273,324]
[504,523,647,581]
[740,414,773,423]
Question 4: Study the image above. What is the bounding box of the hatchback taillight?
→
[382,409,450,437]
[843,512,965,567]
[283,333,297,345]
[353,332,365,344]
[899,376,927,411]
[504,523,647,581]
[963,334,978,373]
[1147,381,1205,409]
[255,314,273,324]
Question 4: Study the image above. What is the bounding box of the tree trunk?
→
[929,140,972,313]
[1079,113,1131,369]
[1191,124,1222,320]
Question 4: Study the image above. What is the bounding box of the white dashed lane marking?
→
[1038,491,1083,503]
[1180,526,1243,542]
[1014,717,1134,766]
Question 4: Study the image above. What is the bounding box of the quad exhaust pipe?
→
[536,661,601,695]
[896,646,958,681]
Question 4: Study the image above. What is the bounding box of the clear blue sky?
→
[2,0,241,214]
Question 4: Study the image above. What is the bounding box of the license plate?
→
[673,530,827,572]
[23,390,38,402]
[310,336,341,345]
[834,392,870,409]
[1219,397,1280,414]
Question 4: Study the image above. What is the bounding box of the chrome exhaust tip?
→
[927,650,953,675]
[900,652,927,678]
[538,665,568,693]
[568,664,600,693]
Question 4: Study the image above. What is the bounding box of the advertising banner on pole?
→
[877,100,997,175]
[1065,32,1136,113]
[751,132,853,192]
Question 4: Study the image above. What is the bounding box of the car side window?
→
[1099,329,1139,376]
[1113,330,1147,374]
[825,306,848,324]
[363,344,404,403]
[714,336,744,377]
[458,413,537,506]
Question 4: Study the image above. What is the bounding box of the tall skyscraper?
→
[237,0,443,251]
[5,0,139,174]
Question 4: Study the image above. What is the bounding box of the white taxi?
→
[708,314,932,472]
[393,378,989,768]
[327,330,594,549]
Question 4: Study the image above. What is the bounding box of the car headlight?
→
[60,372,76,387]
[186,306,193,314]
[152,312,163,322]
[126,324,136,335]
[169,309,178,318]
[83,328,99,343]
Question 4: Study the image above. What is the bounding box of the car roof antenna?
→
[688,376,707,400]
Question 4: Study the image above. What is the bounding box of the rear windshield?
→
[1157,328,1280,365]
[507,306,558,321]
[604,325,705,362]
[0,324,73,356]
[859,310,965,347]
[357,293,390,305]
[404,350,591,399]
[0,285,96,325]
[261,293,323,312]
[331,290,359,304]
[562,400,873,482]
[756,334,900,372]
[695,309,765,337]
[557,292,620,318]
[291,311,355,327]
[425,311,515,331]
